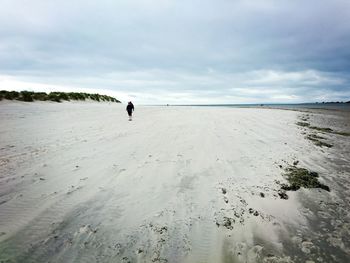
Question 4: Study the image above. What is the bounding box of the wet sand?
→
[0,101,349,262]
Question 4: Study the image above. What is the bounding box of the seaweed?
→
[333,131,350,136]
[296,122,310,127]
[309,126,333,133]
[307,134,325,140]
[281,166,330,192]
[312,140,333,148]
[306,134,333,148]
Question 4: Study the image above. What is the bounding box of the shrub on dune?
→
[18,91,34,102]
[48,93,61,102]
[33,92,48,101]
[4,91,20,100]
[58,92,70,101]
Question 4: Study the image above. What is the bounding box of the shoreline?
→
[148,102,350,112]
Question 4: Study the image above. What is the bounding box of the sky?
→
[0,0,349,104]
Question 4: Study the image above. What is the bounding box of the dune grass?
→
[0,90,121,103]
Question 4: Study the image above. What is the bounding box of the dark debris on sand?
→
[281,166,330,192]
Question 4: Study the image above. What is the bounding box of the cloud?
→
[244,70,345,86]
[2,68,348,104]
[0,0,349,104]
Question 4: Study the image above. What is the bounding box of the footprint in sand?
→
[0,158,10,166]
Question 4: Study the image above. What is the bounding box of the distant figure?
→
[126,101,134,121]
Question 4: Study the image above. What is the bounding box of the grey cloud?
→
[0,0,349,103]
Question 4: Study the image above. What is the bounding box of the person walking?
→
[126,101,134,121]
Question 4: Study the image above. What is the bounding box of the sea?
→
[168,103,350,112]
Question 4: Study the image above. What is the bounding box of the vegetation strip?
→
[0,90,120,103]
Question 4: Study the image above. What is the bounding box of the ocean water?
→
[171,103,350,112]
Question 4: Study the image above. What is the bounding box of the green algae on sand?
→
[281,166,330,192]
[296,121,310,127]
[306,134,333,148]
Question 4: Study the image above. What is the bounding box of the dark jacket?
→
[126,103,134,113]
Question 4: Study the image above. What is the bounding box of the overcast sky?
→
[0,0,349,104]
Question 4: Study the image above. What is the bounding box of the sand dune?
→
[0,101,349,262]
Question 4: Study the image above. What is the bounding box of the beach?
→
[0,101,349,262]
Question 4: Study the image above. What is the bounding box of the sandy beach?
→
[0,101,349,262]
